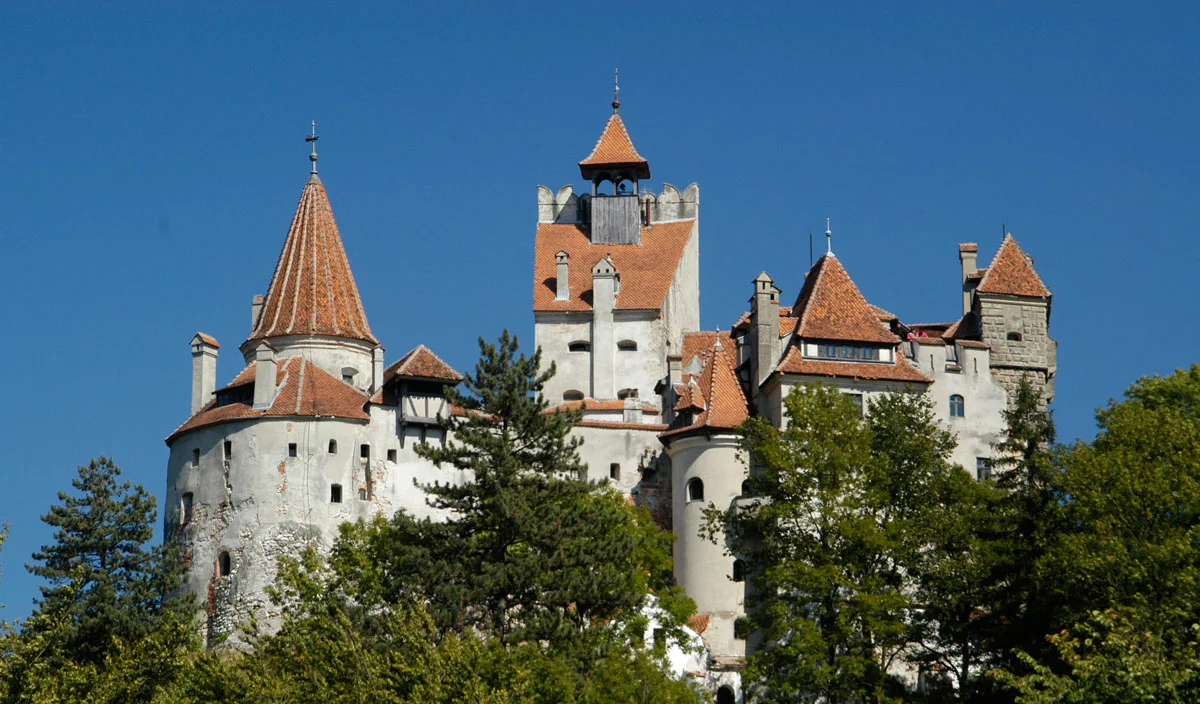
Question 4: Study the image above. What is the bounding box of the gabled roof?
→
[166,356,370,443]
[247,175,379,346]
[579,113,650,179]
[977,234,1051,298]
[193,332,220,348]
[661,332,749,439]
[532,220,696,312]
[384,344,462,383]
[789,255,899,344]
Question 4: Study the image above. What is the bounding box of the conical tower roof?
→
[247,174,378,345]
[579,112,650,179]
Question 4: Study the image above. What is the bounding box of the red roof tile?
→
[687,613,710,635]
[977,234,1050,297]
[790,255,899,344]
[193,332,220,348]
[385,344,462,382]
[532,220,695,312]
[546,398,660,415]
[579,113,650,179]
[247,175,378,346]
[662,333,750,438]
[959,243,979,253]
[775,345,932,384]
[166,357,369,443]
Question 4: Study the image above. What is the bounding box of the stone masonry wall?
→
[978,297,1055,407]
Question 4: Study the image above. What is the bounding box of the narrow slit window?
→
[732,559,746,582]
[610,463,620,480]
[191,448,200,467]
[218,551,231,577]
[223,440,232,460]
[181,492,194,525]
[328,439,337,454]
[288,443,297,457]
[360,444,369,459]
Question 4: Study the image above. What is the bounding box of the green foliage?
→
[347,331,690,655]
[720,385,958,703]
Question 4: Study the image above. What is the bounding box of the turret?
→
[578,85,650,246]
[749,272,780,410]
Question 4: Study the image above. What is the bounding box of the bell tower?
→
[578,71,650,245]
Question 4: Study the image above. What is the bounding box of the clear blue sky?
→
[1,3,1196,617]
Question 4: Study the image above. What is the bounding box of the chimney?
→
[959,243,978,315]
[555,250,570,301]
[371,346,385,393]
[591,255,618,400]
[252,341,277,410]
[250,294,265,332]
[622,394,643,424]
[750,272,780,389]
[190,333,220,414]
[667,355,682,387]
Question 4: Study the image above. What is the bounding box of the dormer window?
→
[815,343,882,362]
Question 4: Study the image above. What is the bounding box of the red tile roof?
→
[687,613,710,635]
[662,332,750,439]
[546,398,660,415]
[194,332,220,348]
[789,255,899,344]
[247,175,379,346]
[385,344,463,382]
[532,220,696,312]
[167,356,370,443]
[977,234,1050,297]
[775,345,932,384]
[731,306,797,339]
[575,420,669,431]
[959,243,979,253]
[579,113,650,179]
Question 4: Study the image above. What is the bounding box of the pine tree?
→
[341,331,687,652]
[26,456,190,664]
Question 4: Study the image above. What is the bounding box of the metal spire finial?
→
[306,120,319,175]
[612,68,620,112]
[825,218,833,256]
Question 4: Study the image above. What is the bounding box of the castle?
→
[164,98,1055,697]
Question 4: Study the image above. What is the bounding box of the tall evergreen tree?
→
[26,456,189,664]
[335,331,689,654]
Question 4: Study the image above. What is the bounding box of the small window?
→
[343,373,354,384]
[610,463,620,480]
[717,685,737,704]
[181,492,194,525]
[839,345,855,359]
[288,443,297,457]
[687,477,704,502]
[949,394,965,418]
[328,439,337,454]
[617,388,638,400]
[563,390,585,402]
[330,484,343,503]
[387,449,397,463]
[341,367,358,384]
[191,448,200,467]
[360,444,370,459]
[977,458,992,481]
[821,344,837,358]
[1007,332,1023,342]
[732,559,746,582]
[568,341,591,352]
[858,347,878,361]
[617,340,638,351]
[733,619,750,642]
[358,488,368,501]
[741,479,751,495]
[848,393,864,416]
[223,440,232,460]
[218,550,231,577]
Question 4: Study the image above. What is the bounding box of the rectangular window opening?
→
[223,440,232,461]
[387,448,397,463]
[191,448,200,467]
[330,484,343,503]
[288,443,297,458]
[610,463,620,480]
[359,444,370,459]
[181,492,194,525]
[977,457,992,481]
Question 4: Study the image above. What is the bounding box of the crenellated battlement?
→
[537,183,700,225]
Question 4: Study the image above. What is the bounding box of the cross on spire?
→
[306,120,319,175]
[612,68,620,112]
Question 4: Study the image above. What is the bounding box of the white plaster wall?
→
[534,315,593,402]
[666,434,747,659]
[776,375,927,429]
[912,344,1008,478]
[660,220,701,355]
[239,335,376,392]
[573,425,664,490]
[612,312,666,405]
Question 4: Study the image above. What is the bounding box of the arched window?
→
[732,559,746,582]
[218,550,231,577]
[328,439,337,454]
[563,390,585,402]
[687,477,704,502]
[949,394,965,418]
[741,479,751,495]
[617,340,638,351]
[716,686,736,704]
[617,388,638,400]
[1007,331,1023,342]
[568,341,591,352]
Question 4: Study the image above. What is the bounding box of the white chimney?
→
[250,294,265,332]
[372,346,385,393]
[190,333,220,414]
[555,250,570,301]
[252,341,277,410]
